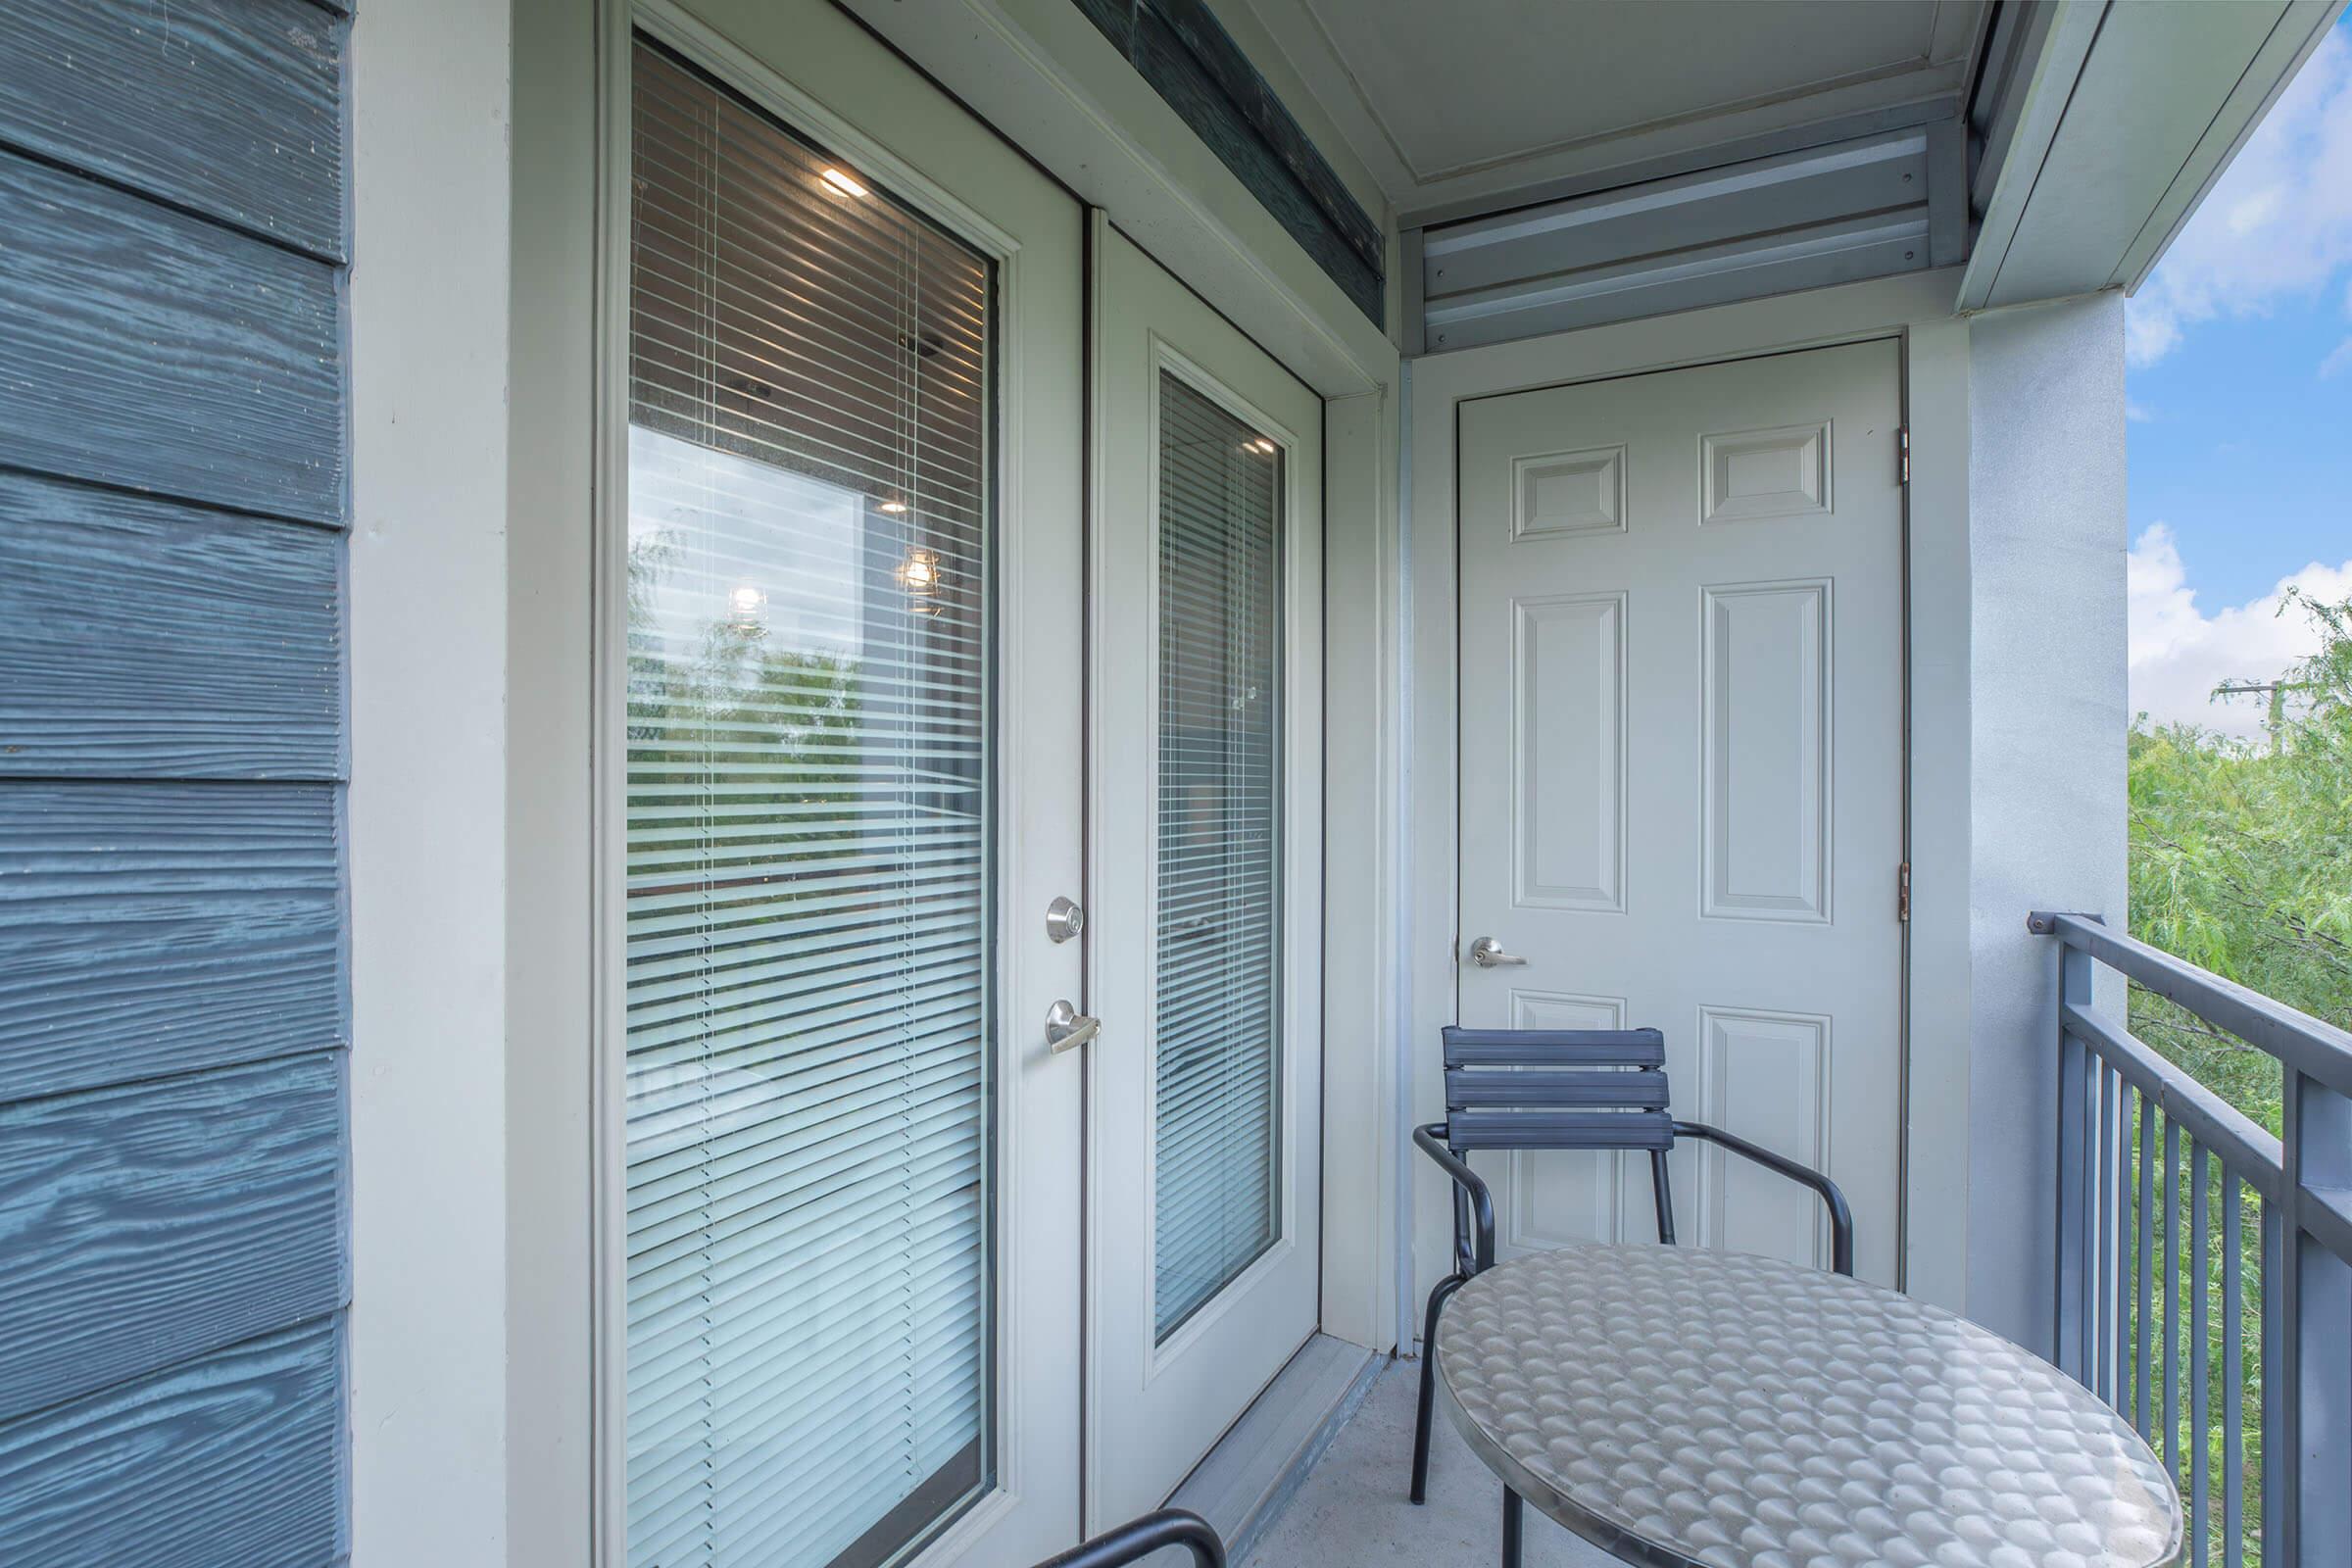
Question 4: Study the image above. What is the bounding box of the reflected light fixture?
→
[878,498,908,514]
[898,546,944,613]
[819,168,868,198]
[1244,436,1278,456]
[728,583,766,625]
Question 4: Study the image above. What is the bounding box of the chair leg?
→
[1501,1488,1524,1568]
[1650,1150,1677,1245]
[1409,1272,1468,1503]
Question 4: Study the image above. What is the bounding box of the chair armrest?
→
[1029,1509,1225,1568]
[1414,1122,1495,1273]
[1672,1120,1854,1277]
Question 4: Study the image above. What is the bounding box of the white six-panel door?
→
[1454,339,1905,1285]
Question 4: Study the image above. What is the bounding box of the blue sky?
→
[2125,18,2352,738]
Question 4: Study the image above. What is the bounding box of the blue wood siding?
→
[0,474,344,779]
[0,1053,347,1420]
[0,1320,347,1568]
[0,783,344,1103]
[0,2,351,1560]
[0,152,346,525]
[0,0,345,261]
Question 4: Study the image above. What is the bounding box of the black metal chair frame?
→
[1029,1508,1225,1568]
[1408,1027,1854,1566]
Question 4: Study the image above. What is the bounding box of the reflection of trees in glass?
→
[626,526,864,906]
[2125,592,2352,1566]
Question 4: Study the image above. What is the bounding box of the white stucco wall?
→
[348,0,514,1560]
[1964,292,2130,1353]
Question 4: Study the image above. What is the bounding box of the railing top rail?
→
[2031,910,2352,1099]
[2061,1000,2284,1202]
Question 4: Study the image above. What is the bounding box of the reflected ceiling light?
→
[1244,437,1278,455]
[878,498,908,514]
[898,546,943,600]
[820,168,868,198]
[728,583,766,624]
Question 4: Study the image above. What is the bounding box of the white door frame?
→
[1403,270,1975,1333]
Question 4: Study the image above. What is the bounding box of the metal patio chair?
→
[1030,1508,1225,1568]
[1408,1025,1855,1517]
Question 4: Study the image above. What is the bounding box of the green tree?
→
[2131,589,2352,1128]
[2124,592,2352,1566]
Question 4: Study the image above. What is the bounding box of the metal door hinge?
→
[1897,861,1912,922]
[1897,426,1911,485]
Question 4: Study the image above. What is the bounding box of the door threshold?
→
[1161,1333,1381,1564]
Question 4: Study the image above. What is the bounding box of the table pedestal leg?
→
[1501,1489,1523,1568]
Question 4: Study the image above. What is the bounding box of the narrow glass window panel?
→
[624,41,995,1568]
[1153,372,1284,1341]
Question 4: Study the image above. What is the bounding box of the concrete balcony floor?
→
[1242,1359,1612,1568]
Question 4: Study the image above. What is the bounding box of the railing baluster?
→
[2120,1079,2136,1419]
[2165,1114,2180,1474]
[2140,1098,2156,1440]
[2097,1064,2116,1403]
[2261,1196,2282,1568]
[2285,1066,2352,1563]
[2191,1140,2210,1566]
[2057,946,2093,1382]
[2224,1174,2243,1567]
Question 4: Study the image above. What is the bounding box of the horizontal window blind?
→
[625,41,995,1568]
[1153,371,1284,1341]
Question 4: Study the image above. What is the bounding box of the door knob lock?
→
[1467,936,1528,968]
[1046,999,1101,1053]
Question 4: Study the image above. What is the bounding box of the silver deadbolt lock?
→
[1046,896,1085,944]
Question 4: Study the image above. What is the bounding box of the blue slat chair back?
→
[1440,1026,1673,1153]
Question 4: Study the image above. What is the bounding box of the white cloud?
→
[2322,335,2352,378]
[2129,523,2352,738]
[2125,398,2156,421]
[2127,27,2352,368]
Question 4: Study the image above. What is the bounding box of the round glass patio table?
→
[1435,1244,2181,1568]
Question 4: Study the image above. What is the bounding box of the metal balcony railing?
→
[2034,910,2352,1568]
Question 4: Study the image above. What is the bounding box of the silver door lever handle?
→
[1467,937,1527,968]
[1046,999,1102,1053]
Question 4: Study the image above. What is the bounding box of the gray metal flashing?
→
[1959,0,2344,313]
[1398,225,1426,358]
[1423,205,1932,353]
[1956,0,2105,312]
[2108,0,2349,294]
[1409,121,1963,353]
[1396,94,1964,232]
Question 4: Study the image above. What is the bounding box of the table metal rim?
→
[1434,1362,1710,1568]
[1432,1245,2185,1568]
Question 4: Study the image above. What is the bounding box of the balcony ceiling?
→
[1238,0,1986,220]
